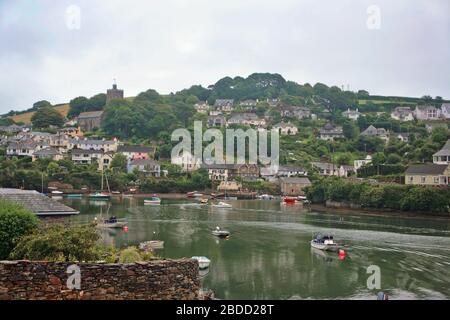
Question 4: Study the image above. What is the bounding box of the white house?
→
[273,122,298,135]
[441,103,450,119]
[342,108,361,120]
[68,138,118,152]
[71,149,113,171]
[194,101,210,113]
[415,105,441,120]
[433,139,450,165]
[354,155,372,171]
[171,150,201,172]
[391,107,415,121]
[7,141,49,157]
[127,159,161,177]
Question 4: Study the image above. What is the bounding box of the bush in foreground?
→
[0,199,38,259]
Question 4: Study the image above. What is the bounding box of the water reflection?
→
[64,198,450,300]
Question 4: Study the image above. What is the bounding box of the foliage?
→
[118,247,143,263]
[305,177,450,214]
[10,223,102,262]
[31,106,64,128]
[0,200,39,259]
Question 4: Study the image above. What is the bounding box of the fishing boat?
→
[191,256,211,269]
[212,201,232,208]
[211,226,230,238]
[89,169,111,199]
[310,234,339,251]
[144,195,161,205]
[95,216,128,229]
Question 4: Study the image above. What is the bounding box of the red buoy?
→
[123,225,129,233]
[339,249,345,260]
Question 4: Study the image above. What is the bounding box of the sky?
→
[0,0,449,113]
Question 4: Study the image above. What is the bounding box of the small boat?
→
[212,201,232,208]
[310,234,338,251]
[200,198,209,204]
[191,256,211,269]
[111,191,121,195]
[51,190,64,195]
[186,191,197,198]
[66,193,82,198]
[139,240,164,251]
[89,191,111,199]
[211,226,230,238]
[283,196,298,204]
[144,195,161,205]
[297,195,307,201]
[257,194,274,200]
[95,216,127,229]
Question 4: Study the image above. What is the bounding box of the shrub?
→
[118,247,143,263]
[10,223,101,262]
[0,200,38,259]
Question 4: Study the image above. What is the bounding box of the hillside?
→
[10,104,70,124]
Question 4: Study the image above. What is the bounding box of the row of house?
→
[391,104,450,121]
[405,139,450,186]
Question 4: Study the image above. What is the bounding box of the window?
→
[409,176,413,183]
[434,177,439,184]
[421,176,426,183]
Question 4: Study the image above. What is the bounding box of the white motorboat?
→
[212,201,232,208]
[51,190,64,195]
[257,194,274,200]
[144,195,161,205]
[191,256,211,269]
[211,226,230,237]
[310,234,338,251]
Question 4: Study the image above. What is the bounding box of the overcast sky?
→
[0,0,449,113]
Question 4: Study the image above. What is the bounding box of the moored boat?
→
[310,234,338,251]
[139,240,164,251]
[191,256,211,269]
[144,195,161,205]
[212,201,232,208]
[89,191,111,199]
[95,216,127,229]
[282,196,299,204]
[211,226,230,237]
[66,193,82,198]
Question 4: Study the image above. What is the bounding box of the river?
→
[63,197,450,300]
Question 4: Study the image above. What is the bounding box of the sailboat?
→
[89,168,111,199]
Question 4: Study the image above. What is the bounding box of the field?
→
[10,104,70,124]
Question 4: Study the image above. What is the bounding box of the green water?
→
[63,198,450,300]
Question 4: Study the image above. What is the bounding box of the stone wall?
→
[0,259,200,300]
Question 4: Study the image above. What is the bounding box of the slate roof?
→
[77,111,104,119]
[405,164,448,175]
[433,140,450,157]
[129,159,159,166]
[279,177,311,185]
[0,188,79,216]
[118,145,154,153]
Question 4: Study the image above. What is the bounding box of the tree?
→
[110,153,128,173]
[89,93,107,110]
[0,200,38,259]
[343,121,358,139]
[31,106,64,128]
[68,96,91,118]
[10,223,101,262]
[32,100,52,110]
[185,94,199,105]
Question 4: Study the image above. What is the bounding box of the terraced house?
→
[405,164,450,186]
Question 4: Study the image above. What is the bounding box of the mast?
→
[101,168,104,191]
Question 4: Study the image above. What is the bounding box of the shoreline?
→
[309,204,450,221]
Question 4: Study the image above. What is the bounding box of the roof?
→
[129,159,159,166]
[77,111,104,119]
[71,149,103,155]
[433,139,450,157]
[214,99,234,107]
[311,162,335,170]
[416,105,438,111]
[33,148,61,156]
[274,122,297,128]
[71,138,116,145]
[279,177,311,184]
[201,163,259,170]
[118,145,154,153]
[405,164,449,175]
[0,188,79,216]
[278,165,306,172]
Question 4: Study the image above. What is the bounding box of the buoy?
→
[339,249,345,260]
[123,225,129,233]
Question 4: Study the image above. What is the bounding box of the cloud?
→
[0,0,449,113]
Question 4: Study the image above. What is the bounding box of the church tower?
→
[106,79,124,103]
